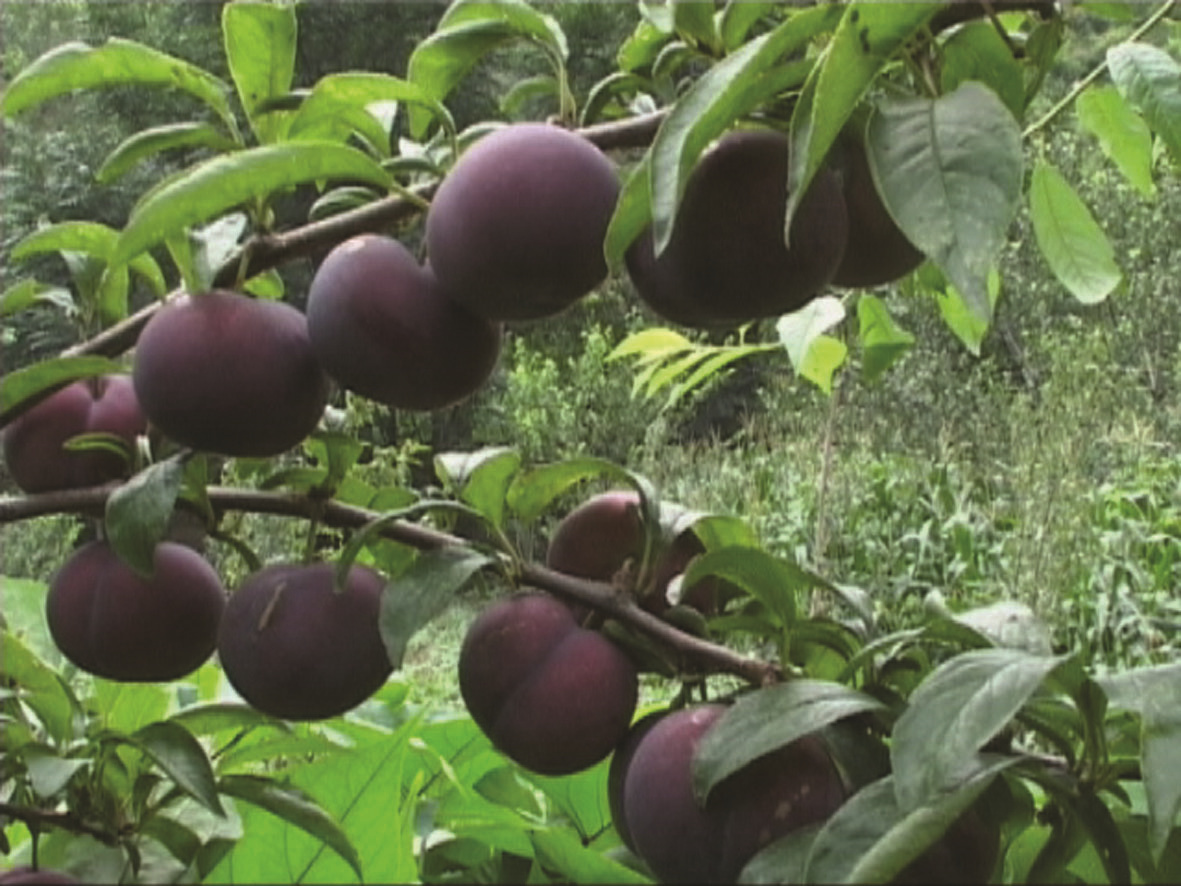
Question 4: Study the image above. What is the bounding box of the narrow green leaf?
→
[867,83,1024,325]
[169,702,290,738]
[665,345,770,409]
[680,546,802,628]
[380,547,493,669]
[500,73,559,117]
[787,3,937,229]
[0,279,73,318]
[129,721,224,816]
[607,325,694,361]
[644,349,715,398]
[671,0,720,53]
[105,456,186,578]
[1029,161,1122,304]
[1,38,234,130]
[216,774,362,880]
[604,154,653,272]
[97,122,239,185]
[0,633,78,743]
[694,681,886,802]
[892,648,1066,810]
[1107,42,1181,166]
[1076,84,1157,197]
[530,828,652,884]
[0,356,124,421]
[857,294,914,383]
[11,220,119,263]
[112,142,392,265]
[935,269,1000,356]
[223,1,296,144]
[940,20,1026,120]
[718,0,773,52]
[506,458,651,523]
[435,447,522,530]
[580,71,650,127]
[650,5,839,255]
[617,19,673,73]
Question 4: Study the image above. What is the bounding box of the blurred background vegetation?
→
[2,1,1179,707]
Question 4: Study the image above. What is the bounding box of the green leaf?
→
[1098,663,1181,865]
[776,296,848,392]
[25,750,87,799]
[802,758,1015,884]
[1,38,235,130]
[617,19,672,73]
[738,822,820,884]
[128,721,224,816]
[940,20,1026,120]
[500,74,559,118]
[104,456,187,578]
[1028,161,1122,304]
[867,83,1024,325]
[650,5,839,256]
[435,446,522,530]
[407,0,566,138]
[1076,84,1157,197]
[607,326,693,362]
[671,0,720,53]
[787,3,938,230]
[0,633,78,743]
[604,154,654,272]
[0,577,60,667]
[935,269,1001,356]
[680,547,803,628]
[530,828,652,884]
[718,0,773,52]
[169,702,289,738]
[12,220,120,263]
[380,547,493,670]
[580,71,650,127]
[857,294,914,383]
[97,122,240,185]
[665,345,770,409]
[223,1,297,144]
[111,142,393,266]
[892,648,1066,811]
[1107,42,1181,167]
[0,279,73,318]
[0,356,125,423]
[694,680,886,803]
[216,774,363,880]
[506,457,652,523]
[93,679,169,734]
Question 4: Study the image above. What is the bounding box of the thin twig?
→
[0,801,124,847]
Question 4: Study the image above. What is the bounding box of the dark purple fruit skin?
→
[0,867,80,884]
[46,541,226,682]
[830,129,925,288]
[622,704,847,884]
[217,563,392,721]
[459,592,639,776]
[895,806,1000,885]
[626,129,849,327]
[306,235,502,411]
[426,123,621,321]
[607,710,667,853]
[2,375,145,493]
[545,490,723,615]
[132,291,329,457]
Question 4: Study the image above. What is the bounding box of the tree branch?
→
[0,801,124,847]
[0,481,780,688]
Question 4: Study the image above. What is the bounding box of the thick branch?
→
[0,801,123,847]
[0,482,780,687]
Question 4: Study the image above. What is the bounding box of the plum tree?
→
[830,127,925,288]
[458,591,638,775]
[306,234,502,411]
[2,375,145,493]
[425,123,621,321]
[46,541,226,682]
[619,704,846,884]
[132,291,329,457]
[216,562,392,721]
[546,489,726,614]
[626,128,849,327]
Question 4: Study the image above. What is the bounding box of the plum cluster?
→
[607,704,1000,885]
[627,127,925,329]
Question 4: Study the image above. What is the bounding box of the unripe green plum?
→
[46,541,226,682]
[132,291,329,457]
[217,562,392,721]
[426,123,621,321]
[626,129,848,327]
[459,592,639,775]
[306,234,501,411]
[2,375,145,493]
